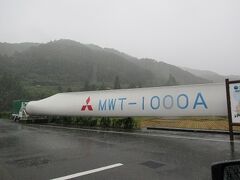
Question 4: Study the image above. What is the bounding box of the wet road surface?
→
[1,119,240,180]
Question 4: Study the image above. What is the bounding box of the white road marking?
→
[51,163,123,180]
[30,124,240,143]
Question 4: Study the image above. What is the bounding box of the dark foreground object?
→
[212,159,240,180]
[1,119,240,180]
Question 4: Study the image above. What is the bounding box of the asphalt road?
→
[1,119,240,180]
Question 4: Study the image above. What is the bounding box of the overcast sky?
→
[0,0,239,75]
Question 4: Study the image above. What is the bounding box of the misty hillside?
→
[101,48,210,85]
[182,67,240,83]
[0,42,40,56]
[0,39,210,89]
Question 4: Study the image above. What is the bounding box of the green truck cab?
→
[12,100,29,121]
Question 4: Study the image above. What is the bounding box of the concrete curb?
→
[146,127,240,135]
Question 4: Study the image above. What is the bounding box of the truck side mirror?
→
[212,160,240,180]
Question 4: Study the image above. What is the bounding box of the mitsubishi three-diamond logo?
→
[81,96,93,111]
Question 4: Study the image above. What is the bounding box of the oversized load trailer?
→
[26,83,228,117]
[12,100,47,122]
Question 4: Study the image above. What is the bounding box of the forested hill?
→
[0,42,39,56]
[182,67,240,83]
[0,39,210,111]
[0,39,209,88]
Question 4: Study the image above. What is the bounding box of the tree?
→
[166,74,178,86]
[0,73,26,111]
[67,87,72,92]
[114,76,121,89]
[128,83,136,89]
[83,80,90,91]
[90,84,96,91]
[138,82,142,88]
[99,81,106,90]
[57,86,63,92]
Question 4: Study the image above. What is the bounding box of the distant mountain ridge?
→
[182,67,240,83]
[1,40,239,85]
[0,39,213,90]
[0,42,40,56]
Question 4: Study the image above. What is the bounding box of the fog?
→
[0,0,239,75]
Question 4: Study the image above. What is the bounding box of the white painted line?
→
[51,163,123,180]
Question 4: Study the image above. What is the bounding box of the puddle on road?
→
[7,156,50,167]
[141,160,165,169]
